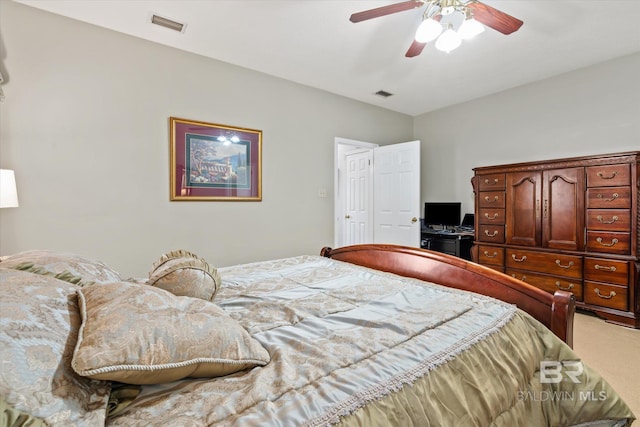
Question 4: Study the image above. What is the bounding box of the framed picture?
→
[170,117,262,201]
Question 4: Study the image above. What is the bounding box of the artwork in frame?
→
[170,117,262,201]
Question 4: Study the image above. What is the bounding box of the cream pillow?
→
[0,268,111,426]
[148,249,220,301]
[0,249,121,286]
[72,281,270,385]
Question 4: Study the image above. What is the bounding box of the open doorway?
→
[334,137,421,248]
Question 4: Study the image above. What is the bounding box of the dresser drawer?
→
[586,163,631,187]
[586,209,631,232]
[478,191,506,208]
[477,225,505,243]
[478,208,505,225]
[477,245,504,266]
[507,269,583,301]
[586,187,631,209]
[481,264,505,273]
[505,249,582,279]
[478,174,506,191]
[584,282,628,311]
[586,231,631,255]
[584,257,630,286]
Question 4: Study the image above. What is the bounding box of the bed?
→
[0,244,635,427]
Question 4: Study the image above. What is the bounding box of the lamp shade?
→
[415,18,443,43]
[435,25,462,53]
[0,169,19,208]
[458,17,485,39]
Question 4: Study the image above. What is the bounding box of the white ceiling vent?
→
[151,14,186,33]
[374,90,394,98]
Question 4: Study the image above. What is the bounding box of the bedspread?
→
[107,256,634,426]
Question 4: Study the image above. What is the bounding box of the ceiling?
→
[14,0,640,116]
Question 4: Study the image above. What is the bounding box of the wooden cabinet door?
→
[542,167,585,251]
[506,172,541,246]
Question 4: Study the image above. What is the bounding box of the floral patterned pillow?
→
[0,249,121,287]
[148,249,220,301]
[0,268,111,426]
[72,281,270,384]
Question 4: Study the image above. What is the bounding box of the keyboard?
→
[455,226,474,233]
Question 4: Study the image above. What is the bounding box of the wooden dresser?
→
[471,151,639,328]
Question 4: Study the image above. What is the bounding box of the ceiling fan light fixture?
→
[415,17,443,43]
[349,0,524,58]
[435,24,461,53]
[439,0,457,16]
[458,11,485,40]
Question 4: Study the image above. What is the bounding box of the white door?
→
[373,140,421,247]
[344,149,373,245]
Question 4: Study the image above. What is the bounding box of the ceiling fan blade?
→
[350,0,424,23]
[467,1,523,35]
[405,40,427,58]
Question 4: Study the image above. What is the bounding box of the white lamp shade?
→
[415,18,443,43]
[0,169,19,208]
[458,17,485,39]
[435,27,462,53]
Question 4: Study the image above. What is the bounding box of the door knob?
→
[411,217,418,223]
[345,214,351,219]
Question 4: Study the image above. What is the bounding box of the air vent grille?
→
[151,14,185,32]
[374,90,394,98]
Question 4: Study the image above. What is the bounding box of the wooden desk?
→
[421,228,474,261]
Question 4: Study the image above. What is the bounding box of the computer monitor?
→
[424,202,461,228]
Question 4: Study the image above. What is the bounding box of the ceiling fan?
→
[349,0,523,57]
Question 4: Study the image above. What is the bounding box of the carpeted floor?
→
[573,311,640,421]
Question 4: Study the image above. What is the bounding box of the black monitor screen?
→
[424,202,461,227]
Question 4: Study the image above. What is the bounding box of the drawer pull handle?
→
[555,260,574,269]
[594,288,616,299]
[484,213,499,220]
[484,195,499,203]
[484,230,499,237]
[596,215,619,224]
[594,264,617,272]
[511,274,526,282]
[484,178,499,185]
[483,251,498,258]
[555,281,574,291]
[511,254,527,262]
[596,237,619,247]
[597,171,617,180]
[596,193,619,202]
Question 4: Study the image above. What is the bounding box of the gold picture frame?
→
[170,117,262,201]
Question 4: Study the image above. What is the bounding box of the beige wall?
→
[0,2,413,276]
[414,52,640,215]
[2,2,638,277]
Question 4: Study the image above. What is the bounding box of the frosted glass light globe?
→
[415,18,443,43]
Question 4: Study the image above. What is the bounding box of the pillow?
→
[0,249,121,287]
[0,268,111,426]
[0,395,47,427]
[148,249,220,301]
[72,281,270,385]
